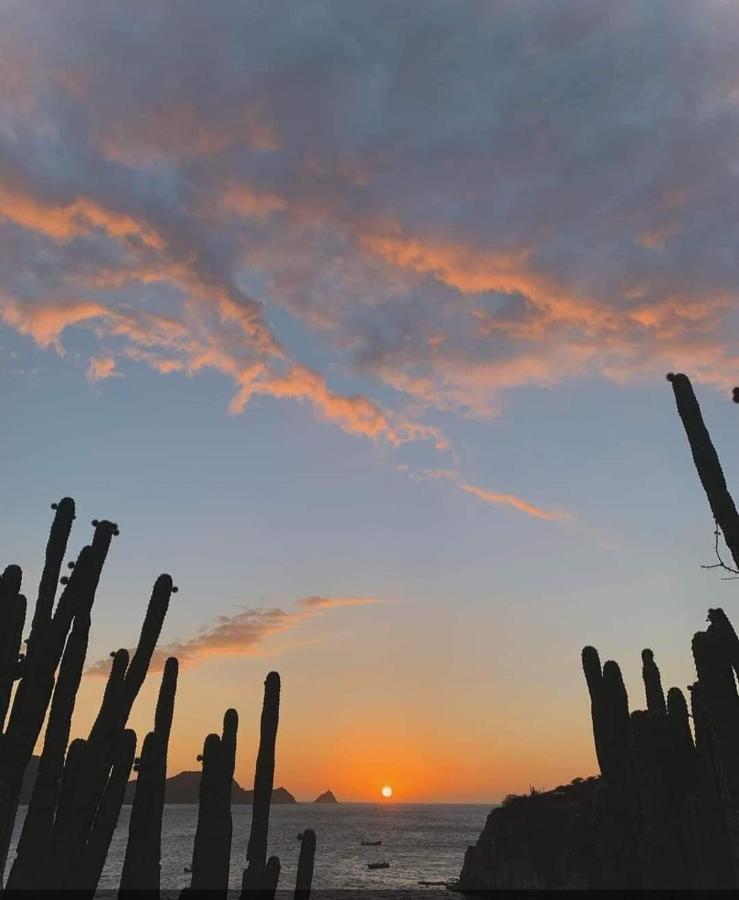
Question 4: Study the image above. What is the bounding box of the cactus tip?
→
[666,372,675,381]
[92,519,99,527]
[60,576,69,585]
[733,386,739,403]
[51,502,58,510]
[196,754,203,762]
[172,585,178,594]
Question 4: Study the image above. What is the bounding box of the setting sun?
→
[381,785,393,798]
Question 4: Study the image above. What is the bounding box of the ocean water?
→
[9,802,490,893]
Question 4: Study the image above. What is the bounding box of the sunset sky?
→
[1,1,739,802]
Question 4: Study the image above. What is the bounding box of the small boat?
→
[368,860,390,870]
[360,840,382,846]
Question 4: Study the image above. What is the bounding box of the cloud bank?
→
[2,1,738,463]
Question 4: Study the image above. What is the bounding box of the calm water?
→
[10,803,489,892]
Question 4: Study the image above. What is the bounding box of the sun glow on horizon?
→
[381,785,393,798]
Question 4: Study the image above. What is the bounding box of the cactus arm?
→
[264,855,281,899]
[190,732,224,890]
[119,730,165,892]
[120,657,177,893]
[0,593,26,730]
[0,566,23,651]
[246,672,280,869]
[641,649,667,716]
[154,656,178,747]
[190,708,239,893]
[76,728,137,894]
[295,829,316,900]
[54,738,88,829]
[122,575,174,717]
[667,373,739,570]
[48,521,116,662]
[26,498,75,662]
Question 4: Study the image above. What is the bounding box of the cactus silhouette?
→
[119,656,179,893]
[77,728,137,896]
[0,508,115,882]
[241,671,281,897]
[48,576,174,888]
[8,580,96,887]
[190,708,238,893]
[295,829,316,900]
[667,372,739,569]
[641,649,667,716]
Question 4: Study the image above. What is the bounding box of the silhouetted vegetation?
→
[458,374,739,891]
[0,504,315,897]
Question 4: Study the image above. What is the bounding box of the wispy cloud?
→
[421,469,568,522]
[86,594,378,675]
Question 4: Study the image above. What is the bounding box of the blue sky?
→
[1,0,738,800]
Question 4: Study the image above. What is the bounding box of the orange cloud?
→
[86,355,119,382]
[229,363,447,449]
[421,468,568,522]
[86,594,378,674]
[0,178,164,249]
[457,481,568,522]
[0,297,107,350]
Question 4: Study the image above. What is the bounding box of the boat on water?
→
[367,860,390,870]
[360,840,382,846]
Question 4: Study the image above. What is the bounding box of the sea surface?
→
[9,802,490,893]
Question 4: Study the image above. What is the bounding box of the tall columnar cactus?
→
[691,615,739,875]
[8,588,96,888]
[119,657,179,894]
[295,829,316,900]
[241,672,281,896]
[48,576,174,888]
[688,679,734,888]
[190,708,238,893]
[77,728,137,896]
[667,372,739,570]
[641,650,666,716]
[630,710,689,888]
[45,651,126,881]
[26,497,76,661]
[0,565,23,646]
[0,586,25,729]
[581,650,641,887]
[0,509,115,883]
[666,687,696,792]
[0,564,24,728]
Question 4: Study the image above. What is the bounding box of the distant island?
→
[122,771,296,805]
[313,790,338,803]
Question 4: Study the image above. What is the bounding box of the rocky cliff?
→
[313,790,337,803]
[457,778,602,891]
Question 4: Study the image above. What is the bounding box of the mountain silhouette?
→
[313,790,337,803]
[123,771,296,804]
